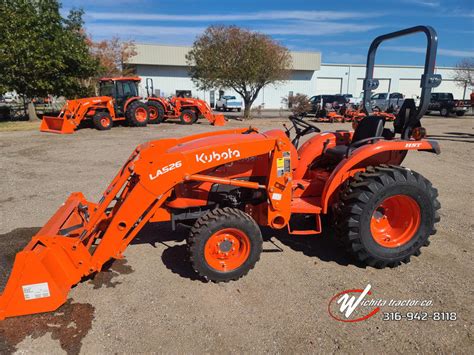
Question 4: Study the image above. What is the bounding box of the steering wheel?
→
[287,115,321,148]
[289,115,321,133]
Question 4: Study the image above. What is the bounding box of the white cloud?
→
[402,0,440,7]
[383,46,474,58]
[257,21,380,36]
[86,20,380,43]
[86,24,205,44]
[87,10,382,22]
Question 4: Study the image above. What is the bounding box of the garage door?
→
[316,77,342,94]
[399,79,421,99]
[433,79,465,99]
[356,78,391,94]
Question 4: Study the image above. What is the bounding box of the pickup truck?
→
[426,92,469,116]
[215,95,242,112]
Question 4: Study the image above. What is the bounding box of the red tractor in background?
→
[41,77,150,134]
[144,78,226,126]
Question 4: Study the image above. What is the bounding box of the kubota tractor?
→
[144,79,226,126]
[0,26,442,320]
[40,77,150,134]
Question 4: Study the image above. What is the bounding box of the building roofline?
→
[134,42,321,55]
[321,62,456,70]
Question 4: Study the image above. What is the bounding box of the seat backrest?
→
[351,115,385,144]
[394,98,417,135]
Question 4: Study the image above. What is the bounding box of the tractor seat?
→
[325,115,386,161]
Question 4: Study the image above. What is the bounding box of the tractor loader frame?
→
[1,26,442,320]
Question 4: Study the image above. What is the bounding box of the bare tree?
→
[88,37,137,77]
[453,57,474,99]
[282,93,312,116]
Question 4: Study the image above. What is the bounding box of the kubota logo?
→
[196,148,241,164]
[328,284,381,322]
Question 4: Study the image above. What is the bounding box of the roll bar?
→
[362,25,442,123]
[145,78,154,97]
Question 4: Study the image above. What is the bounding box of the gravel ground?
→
[0,116,473,354]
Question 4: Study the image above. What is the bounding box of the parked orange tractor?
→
[41,77,150,134]
[144,79,226,126]
[0,26,442,320]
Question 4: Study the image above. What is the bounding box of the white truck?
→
[215,95,242,112]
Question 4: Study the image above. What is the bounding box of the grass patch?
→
[0,120,40,132]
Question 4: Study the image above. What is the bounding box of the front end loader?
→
[144,79,226,126]
[1,26,442,320]
[41,77,150,134]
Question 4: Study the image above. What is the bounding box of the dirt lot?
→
[0,116,473,354]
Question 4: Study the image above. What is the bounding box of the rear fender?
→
[147,97,168,109]
[123,96,143,113]
[320,139,440,213]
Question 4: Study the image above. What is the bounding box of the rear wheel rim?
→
[370,195,421,248]
[204,228,251,272]
[135,107,147,122]
[101,117,110,127]
[149,107,158,120]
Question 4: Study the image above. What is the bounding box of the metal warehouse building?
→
[127,44,468,109]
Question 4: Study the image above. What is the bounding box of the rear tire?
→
[126,101,149,127]
[335,165,440,268]
[179,109,197,125]
[147,101,165,124]
[92,112,112,130]
[187,208,263,282]
[456,111,465,117]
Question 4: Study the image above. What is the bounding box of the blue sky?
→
[62,0,473,67]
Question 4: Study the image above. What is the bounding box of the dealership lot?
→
[0,116,473,353]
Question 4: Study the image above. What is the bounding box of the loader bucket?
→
[0,193,94,320]
[212,114,226,126]
[40,115,76,134]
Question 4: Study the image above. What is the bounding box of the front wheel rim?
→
[101,117,110,127]
[204,228,251,272]
[182,113,193,123]
[370,195,421,248]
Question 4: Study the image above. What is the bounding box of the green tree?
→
[187,25,292,118]
[0,0,98,106]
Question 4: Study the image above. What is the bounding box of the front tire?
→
[335,166,440,268]
[440,107,449,117]
[92,112,112,130]
[179,109,197,125]
[126,101,149,127]
[187,208,263,282]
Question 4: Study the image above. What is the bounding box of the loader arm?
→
[0,128,293,320]
[40,97,114,134]
[194,99,226,126]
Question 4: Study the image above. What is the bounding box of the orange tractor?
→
[41,77,150,134]
[144,79,226,126]
[0,26,442,320]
